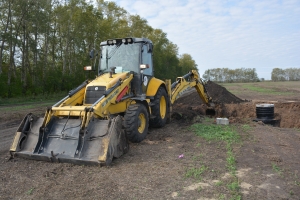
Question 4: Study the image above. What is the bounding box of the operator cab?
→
[99,37,153,76]
[97,37,154,97]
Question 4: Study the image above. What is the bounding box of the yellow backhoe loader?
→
[10,37,213,166]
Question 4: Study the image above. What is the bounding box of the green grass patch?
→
[220,81,298,97]
[272,163,283,175]
[190,123,240,145]
[190,120,241,198]
[242,85,291,95]
[26,188,34,195]
[215,181,223,186]
[0,92,66,106]
[227,181,240,191]
[226,147,236,172]
[241,124,251,132]
[190,123,240,173]
[0,103,53,112]
[185,165,208,180]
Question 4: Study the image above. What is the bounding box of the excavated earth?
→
[0,81,300,200]
[173,81,300,128]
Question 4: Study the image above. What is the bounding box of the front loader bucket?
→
[10,114,128,166]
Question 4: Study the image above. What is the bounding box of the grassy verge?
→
[190,118,241,199]
[0,103,55,112]
[0,92,66,106]
[220,82,296,96]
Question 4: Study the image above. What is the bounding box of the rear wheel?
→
[124,103,149,143]
[149,86,169,128]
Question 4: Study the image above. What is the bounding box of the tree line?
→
[202,67,300,82]
[271,68,300,81]
[0,0,197,98]
[202,68,259,82]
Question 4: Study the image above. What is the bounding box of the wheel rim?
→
[160,96,166,118]
[138,113,146,134]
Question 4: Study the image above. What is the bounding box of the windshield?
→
[99,43,140,74]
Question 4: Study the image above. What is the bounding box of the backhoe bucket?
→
[10,114,128,166]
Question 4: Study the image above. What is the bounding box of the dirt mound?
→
[171,81,245,123]
[173,81,245,108]
[206,81,246,104]
[171,81,300,128]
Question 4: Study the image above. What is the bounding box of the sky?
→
[108,0,300,80]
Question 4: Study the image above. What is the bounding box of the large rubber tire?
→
[123,103,149,143]
[149,86,170,128]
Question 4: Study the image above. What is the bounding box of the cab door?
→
[141,43,154,94]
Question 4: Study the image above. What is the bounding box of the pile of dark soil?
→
[171,81,246,123]
[206,81,246,104]
[173,81,245,107]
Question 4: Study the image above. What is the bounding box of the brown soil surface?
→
[1,82,300,199]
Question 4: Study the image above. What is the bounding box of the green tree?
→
[271,68,286,81]
[285,68,300,81]
[0,0,195,98]
[202,67,259,83]
[178,54,197,75]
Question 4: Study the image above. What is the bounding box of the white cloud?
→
[111,0,300,79]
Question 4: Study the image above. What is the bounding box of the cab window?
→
[141,44,153,76]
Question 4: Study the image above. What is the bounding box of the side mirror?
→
[89,49,98,59]
[89,49,95,59]
[147,43,153,53]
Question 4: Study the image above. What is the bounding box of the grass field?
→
[219,81,300,101]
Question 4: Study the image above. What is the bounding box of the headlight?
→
[84,66,92,70]
[122,38,133,44]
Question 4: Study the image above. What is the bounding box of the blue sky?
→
[109,0,300,80]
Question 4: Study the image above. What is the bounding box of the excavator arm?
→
[170,70,212,106]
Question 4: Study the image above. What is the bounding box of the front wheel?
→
[123,103,149,143]
[149,86,169,128]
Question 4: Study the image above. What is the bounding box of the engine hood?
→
[87,72,129,89]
